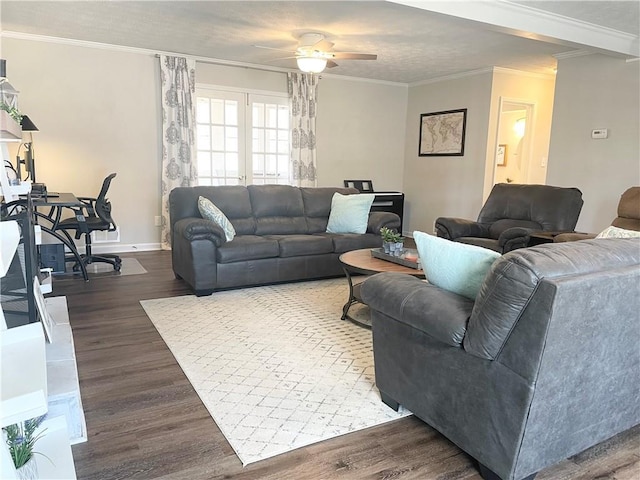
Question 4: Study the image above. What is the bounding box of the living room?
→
[1,1,639,479]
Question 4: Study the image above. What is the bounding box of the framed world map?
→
[419,108,467,156]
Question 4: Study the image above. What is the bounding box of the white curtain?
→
[288,72,318,187]
[159,55,196,249]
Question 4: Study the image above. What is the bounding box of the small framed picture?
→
[496,144,508,167]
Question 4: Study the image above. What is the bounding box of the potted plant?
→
[380,227,404,256]
[3,415,48,480]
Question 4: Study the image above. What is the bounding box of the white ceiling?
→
[1,1,638,84]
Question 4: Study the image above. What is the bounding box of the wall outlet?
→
[154,216,162,227]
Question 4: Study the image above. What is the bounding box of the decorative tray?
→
[370,248,421,269]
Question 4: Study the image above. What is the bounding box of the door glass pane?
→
[197,151,212,176]
[253,128,265,153]
[211,99,224,124]
[225,101,238,125]
[253,103,265,128]
[197,125,211,150]
[266,104,278,128]
[253,154,265,177]
[226,126,238,152]
[266,130,277,153]
[212,126,225,151]
[197,98,210,123]
[212,152,225,176]
[226,153,239,178]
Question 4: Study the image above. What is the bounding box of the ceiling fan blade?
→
[253,44,296,54]
[326,60,339,69]
[331,52,377,60]
[313,39,335,51]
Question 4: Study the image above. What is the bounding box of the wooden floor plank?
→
[49,250,640,480]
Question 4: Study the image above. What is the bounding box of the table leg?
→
[341,266,371,329]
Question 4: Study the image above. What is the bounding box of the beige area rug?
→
[140,278,411,465]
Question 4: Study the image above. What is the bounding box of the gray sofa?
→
[361,238,640,480]
[169,184,400,295]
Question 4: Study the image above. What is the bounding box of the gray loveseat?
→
[361,238,640,480]
[169,185,400,295]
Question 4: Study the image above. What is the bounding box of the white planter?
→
[16,457,38,480]
[0,110,22,142]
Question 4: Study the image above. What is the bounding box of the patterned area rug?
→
[140,278,410,465]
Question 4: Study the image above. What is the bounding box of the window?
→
[196,88,290,186]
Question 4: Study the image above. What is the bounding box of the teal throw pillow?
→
[413,230,501,300]
[326,193,375,234]
[198,196,236,242]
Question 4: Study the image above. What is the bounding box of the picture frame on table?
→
[418,108,467,157]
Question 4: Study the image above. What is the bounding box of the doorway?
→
[493,99,535,186]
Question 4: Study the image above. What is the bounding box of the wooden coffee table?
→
[339,248,425,328]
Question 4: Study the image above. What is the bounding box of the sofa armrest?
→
[361,272,474,347]
[498,227,534,252]
[435,217,490,240]
[173,217,227,247]
[367,211,401,234]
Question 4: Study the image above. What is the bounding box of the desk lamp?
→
[16,115,39,183]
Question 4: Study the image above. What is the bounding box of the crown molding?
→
[553,50,594,60]
[388,0,639,58]
[409,67,494,87]
[492,66,556,80]
[1,31,407,88]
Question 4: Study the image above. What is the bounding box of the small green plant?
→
[3,415,47,468]
[0,102,23,123]
[380,227,402,243]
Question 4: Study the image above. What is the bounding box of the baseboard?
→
[77,243,162,254]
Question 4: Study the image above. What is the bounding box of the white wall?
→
[3,37,162,250]
[547,54,640,232]
[316,77,407,190]
[403,72,493,236]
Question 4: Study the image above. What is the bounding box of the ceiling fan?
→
[254,32,377,73]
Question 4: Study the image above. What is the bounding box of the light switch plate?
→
[592,129,608,139]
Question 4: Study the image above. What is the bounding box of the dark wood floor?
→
[52,251,640,480]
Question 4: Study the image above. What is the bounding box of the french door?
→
[196,88,290,186]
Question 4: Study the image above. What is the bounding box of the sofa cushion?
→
[415,231,501,300]
[488,219,542,239]
[326,193,375,234]
[216,235,279,264]
[464,238,640,360]
[248,185,308,235]
[266,235,334,258]
[198,196,236,242]
[314,232,382,254]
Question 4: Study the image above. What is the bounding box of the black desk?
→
[29,193,89,281]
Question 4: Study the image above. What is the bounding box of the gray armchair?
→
[361,238,640,480]
[435,183,584,253]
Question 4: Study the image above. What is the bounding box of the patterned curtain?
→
[159,55,196,249]
[288,72,318,187]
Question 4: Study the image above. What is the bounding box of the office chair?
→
[56,173,122,272]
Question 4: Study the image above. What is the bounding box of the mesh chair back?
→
[95,173,117,229]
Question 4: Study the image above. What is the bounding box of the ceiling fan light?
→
[296,56,327,73]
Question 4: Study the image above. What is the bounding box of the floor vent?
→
[90,227,120,244]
